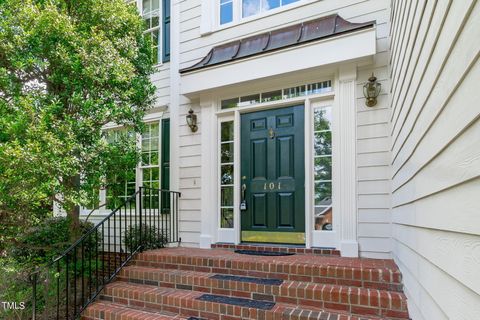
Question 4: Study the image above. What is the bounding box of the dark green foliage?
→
[1,216,103,319]
[0,258,33,319]
[8,216,98,266]
[0,0,156,239]
[123,223,168,252]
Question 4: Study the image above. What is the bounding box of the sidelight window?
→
[219,121,234,228]
[313,106,333,231]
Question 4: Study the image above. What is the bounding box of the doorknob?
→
[240,184,247,211]
[268,127,275,139]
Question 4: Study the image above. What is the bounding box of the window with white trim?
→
[313,106,333,231]
[219,0,301,25]
[82,119,170,213]
[141,122,160,209]
[143,0,161,64]
[220,80,332,110]
[105,128,137,210]
[142,0,170,64]
[219,121,234,228]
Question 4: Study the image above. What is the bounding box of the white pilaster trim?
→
[200,97,216,248]
[338,64,359,257]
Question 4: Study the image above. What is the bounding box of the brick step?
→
[82,301,185,320]
[133,248,403,292]
[99,281,385,320]
[211,243,341,256]
[117,266,408,319]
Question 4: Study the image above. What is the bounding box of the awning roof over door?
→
[180,14,374,74]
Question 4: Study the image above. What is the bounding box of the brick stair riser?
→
[211,244,341,256]
[99,286,379,320]
[117,269,408,319]
[133,254,403,292]
[81,302,184,320]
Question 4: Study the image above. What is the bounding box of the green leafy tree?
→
[0,0,156,242]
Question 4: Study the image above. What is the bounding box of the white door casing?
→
[199,69,358,257]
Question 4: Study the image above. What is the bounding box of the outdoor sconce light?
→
[186,108,198,132]
[363,74,381,107]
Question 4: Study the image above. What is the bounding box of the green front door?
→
[240,105,305,244]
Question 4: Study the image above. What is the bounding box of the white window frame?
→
[310,98,337,248]
[140,120,162,212]
[139,0,163,66]
[218,117,236,231]
[312,104,333,230]
[212,0,315,30]
[79,112,166,217]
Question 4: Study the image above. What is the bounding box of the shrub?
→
[2,216,103,319]
[123,223,168,252]
[0,258,32,320]
[8,216,97,266]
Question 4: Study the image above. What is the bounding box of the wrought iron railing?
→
[29,187,181,319]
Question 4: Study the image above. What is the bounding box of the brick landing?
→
[82,247,409,320]
[211,243,341,256]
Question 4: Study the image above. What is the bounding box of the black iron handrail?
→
[29,187,181,319]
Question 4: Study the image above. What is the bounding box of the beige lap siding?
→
[389,0,480,319]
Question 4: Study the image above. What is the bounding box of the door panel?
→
[278,192,294,227]
[252,194,267,227]
[277,135,294,178]
[241,105,305,244]
[252,139,267,179]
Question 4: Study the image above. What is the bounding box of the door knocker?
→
[268,127,275,139]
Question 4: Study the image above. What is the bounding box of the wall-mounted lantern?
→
[186,108,198,132]
[363,74,381,107]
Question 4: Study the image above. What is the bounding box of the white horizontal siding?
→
[176,100,202,246]
[151,63,171,106]
[390,0,480,318]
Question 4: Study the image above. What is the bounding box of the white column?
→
[338,65,359,257]
[199,97,216,248]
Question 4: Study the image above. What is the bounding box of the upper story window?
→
[143,0,161,64]
[141,0,170,64]
[220,0,301,25]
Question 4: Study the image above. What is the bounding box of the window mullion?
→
[235,0,241,22]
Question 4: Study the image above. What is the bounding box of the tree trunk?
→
[68,205,81,242]
[65,175,81,242]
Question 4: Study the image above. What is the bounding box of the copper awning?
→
[180,14,374,74]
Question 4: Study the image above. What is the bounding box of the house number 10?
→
[263,182,282,190]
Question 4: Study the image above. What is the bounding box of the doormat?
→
[196,294,276,310]
[234,249,295,256]
[210,274,283,286]
[187,318,207,320]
